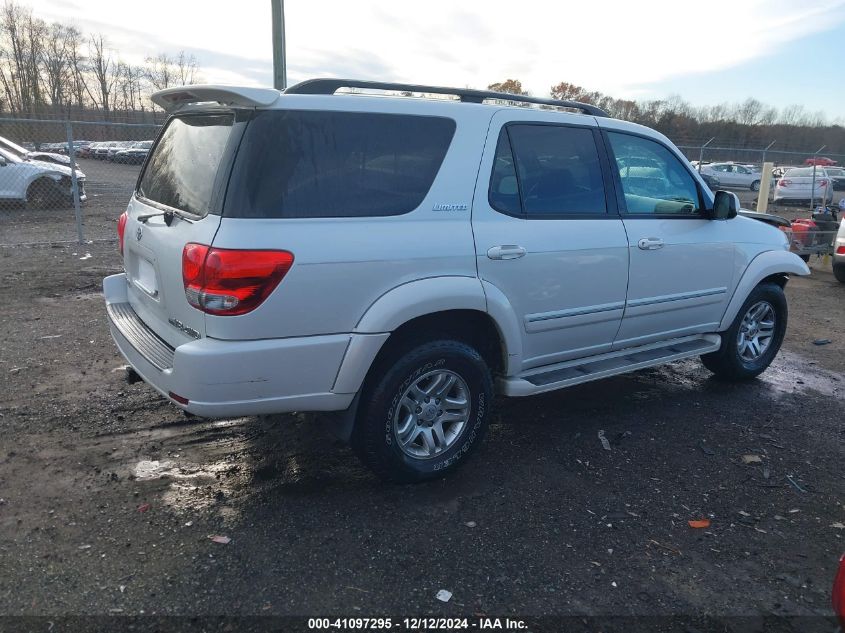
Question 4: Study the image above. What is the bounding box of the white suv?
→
[104,79,809,482]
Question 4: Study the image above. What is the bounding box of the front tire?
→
[352,339,493,483]
[701,282,787,380]
[26,179,57,210]
[751,180,761,192]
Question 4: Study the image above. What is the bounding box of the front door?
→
[600,126,736,348]
[472,111,629,371]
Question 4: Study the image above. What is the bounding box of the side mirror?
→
[711,190,739,220]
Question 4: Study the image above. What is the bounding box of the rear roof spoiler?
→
[151,85,281,111]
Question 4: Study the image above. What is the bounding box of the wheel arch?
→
[718,250,809,330]
[333,276,521,397]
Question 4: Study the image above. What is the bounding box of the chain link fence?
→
[0,116,161,246]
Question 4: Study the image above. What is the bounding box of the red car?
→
[805,157,838,167]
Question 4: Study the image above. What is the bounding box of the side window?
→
[488,128,521,215]
[488,124,607,217]
[607,132,701,215]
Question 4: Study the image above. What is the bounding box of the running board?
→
[499,334,722,397]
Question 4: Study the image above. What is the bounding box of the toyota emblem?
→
[136,226,143,241]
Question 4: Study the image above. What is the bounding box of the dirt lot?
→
[0,164,844,631]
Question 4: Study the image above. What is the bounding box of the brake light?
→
[117,211,128,255]
[834,554,845,629]
[181,243,294,316]
[837,245,845,255]
[818,179,828,187]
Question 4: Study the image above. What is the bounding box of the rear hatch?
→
[122,111,242,347]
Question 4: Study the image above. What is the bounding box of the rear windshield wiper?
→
[136,208,198,225]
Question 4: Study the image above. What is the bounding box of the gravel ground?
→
[0,164,843,631]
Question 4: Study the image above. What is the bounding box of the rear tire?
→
[834,263,845,284]
[798,254,810,263]
[352,339,493,483]
[701,282,787,381]
[751,180,761,192]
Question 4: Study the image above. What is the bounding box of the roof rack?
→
[284,78,609,117]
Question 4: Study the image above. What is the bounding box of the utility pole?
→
[271,0,287,90]
[810,144,825,210]
[698,137,715,172]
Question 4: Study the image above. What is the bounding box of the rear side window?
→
[225,111,456,218]
[489,124,607,217]
[138,114,233,216]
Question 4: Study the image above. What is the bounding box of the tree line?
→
[489,79,845,156]
[0,1,199,121]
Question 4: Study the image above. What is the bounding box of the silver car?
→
[701,162,765,191]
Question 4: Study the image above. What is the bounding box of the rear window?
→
[224,110,456,218]
[785,167,821,177]
[137,114,233,216]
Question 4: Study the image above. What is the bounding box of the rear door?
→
[472,111,629,370]
[123,111,242,347]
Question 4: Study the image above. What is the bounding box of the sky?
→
[34,0,845,121]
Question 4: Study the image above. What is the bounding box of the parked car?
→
[834,216,845,283]
[0,146,86,208]
[700,162,765,191]
[113,141,153,164]
[0,135,71,166]
[92,141,122,159]
[773,167,833,204]
[106,141,136,160]
[104,79,809,482]
[805,156,837,167]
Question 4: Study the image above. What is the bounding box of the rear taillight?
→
[834,554,845,629]
[181,243,294,316]
[778,179,791,188]
[836,245,845,255]
[117,211,128,255]
[818,179,829,187]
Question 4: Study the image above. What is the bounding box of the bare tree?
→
[144,52,173,91]
[175,50,198,85]
[40,22,77,111]
[87,33,117,118]
[0,1,47,112]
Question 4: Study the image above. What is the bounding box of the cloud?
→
[32,0,845,101]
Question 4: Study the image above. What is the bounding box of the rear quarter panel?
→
[205,96,492,341]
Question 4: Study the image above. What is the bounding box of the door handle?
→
[487,245,526,260]
[637,237,665,250]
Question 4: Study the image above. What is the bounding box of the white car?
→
[700,162,765,191]
[104,80,809,482]
[774,167,833,204]
[834,216,845,284]
[0,135,71,166]
[0,146,86,208]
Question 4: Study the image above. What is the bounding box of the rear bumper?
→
[103,274,382,417]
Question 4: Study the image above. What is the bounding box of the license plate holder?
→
[135,257,158,298]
